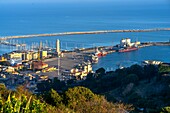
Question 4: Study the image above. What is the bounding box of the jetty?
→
[0,28,170,40]
[0,40,26,47]
[139,42,170,48]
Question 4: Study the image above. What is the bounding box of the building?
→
[62,62,92,79]
[40,51,47,59]
[79,62,92,78]
[8,59,22,66]
[8,52,22,60]
[22,51,33,61]
[12,64,24,71]
[126,38,131,46]
[32,52,38,60]
[0,56,7,62]
[120,39,126,47]
[32,61,48,70]
[120,38,140,47]
[21,51,39,61]
[5,66,15,73]
[22,62,32,70]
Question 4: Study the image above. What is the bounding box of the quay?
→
[0,28,170,40]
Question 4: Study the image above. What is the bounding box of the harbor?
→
[0,1,170,112]
[0,37,170,92]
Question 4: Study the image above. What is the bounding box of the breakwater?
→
[0,28,170,40]
[139,42,170,48]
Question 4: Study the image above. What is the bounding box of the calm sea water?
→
[0,2,170,70]
[93,46,170,71]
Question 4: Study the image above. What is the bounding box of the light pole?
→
[57,56,60,77]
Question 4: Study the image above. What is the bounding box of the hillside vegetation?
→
[1,64,170,113]
[81,64,170,112]
[0,85,133,113]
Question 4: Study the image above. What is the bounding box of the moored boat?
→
[95,50,107,56]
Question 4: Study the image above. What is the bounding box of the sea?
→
[0,2,170,70]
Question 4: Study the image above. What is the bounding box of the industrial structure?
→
[120,38,140,47]
[56,39,60,56]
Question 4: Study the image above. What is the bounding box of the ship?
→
[118,38,140,53]
[118,47,138,52]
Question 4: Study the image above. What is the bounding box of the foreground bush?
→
[0,85,134,113]
[0,94,46,113]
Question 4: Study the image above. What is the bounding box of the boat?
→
[95,51,102,57]
[118,47,138,52]
[92,55,99,63]
[94,47,107,57]
[95,50,107,57]
[142,60,162,66]
[101,51,107,56]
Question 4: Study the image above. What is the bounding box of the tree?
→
[159,65,170,73]
[16,86,32,99]
[160,106,170,113]
[64,86,134,113]
[64,86,95,109]
[0,94,46,113]
[144,65,158,83]
[121,74,139,85]
[86,73,95,80]
[129,64,144,80]
[96,67,105,77]
[44,89,63,107]
[0,84,11,100]
[37,80,52,93]
[52,77,66,91]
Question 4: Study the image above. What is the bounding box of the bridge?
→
[0,28,170,40]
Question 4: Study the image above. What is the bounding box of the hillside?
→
[0,64,170,113]
[80,64,170,112]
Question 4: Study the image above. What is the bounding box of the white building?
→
[120,38,132,47]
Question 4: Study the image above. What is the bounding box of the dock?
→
[0,40,26,47]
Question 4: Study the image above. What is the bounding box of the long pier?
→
[0,28,170,40]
